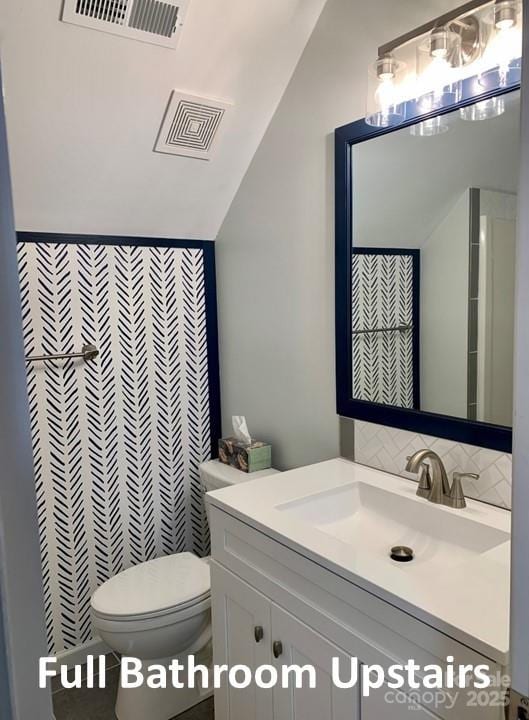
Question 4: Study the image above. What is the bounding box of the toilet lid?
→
[91,553,210,619]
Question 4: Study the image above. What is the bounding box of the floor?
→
[52,654,214,720]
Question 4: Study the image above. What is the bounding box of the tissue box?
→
[218,437,272,473]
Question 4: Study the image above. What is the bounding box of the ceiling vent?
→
[61,0,190,49]
[154,91,232,160]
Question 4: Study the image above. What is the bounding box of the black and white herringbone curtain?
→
[352,253,415,408]
[18,241,213,654]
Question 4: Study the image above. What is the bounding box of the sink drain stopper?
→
[390,546,414,562]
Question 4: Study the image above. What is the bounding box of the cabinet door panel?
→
[210,562,273,720]
[271,604,360,720]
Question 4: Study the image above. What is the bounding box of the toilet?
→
[91,459,279,720]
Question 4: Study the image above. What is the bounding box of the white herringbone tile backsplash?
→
[354,421,512,509]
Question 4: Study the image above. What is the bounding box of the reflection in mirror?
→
[352,90,519,427]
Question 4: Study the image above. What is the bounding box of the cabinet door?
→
[271,604,360,720]
[210,562,273,720]
[362,689,441,719]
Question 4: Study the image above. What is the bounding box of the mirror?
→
[350,89,520,430]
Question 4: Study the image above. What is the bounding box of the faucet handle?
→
[448,472,480,509]
[453,471,480,484]
[406,455,433,499]
[416,464,432,499]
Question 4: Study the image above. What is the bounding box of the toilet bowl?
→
[90,459,279,720]
[92,552,212,720]
[92,553,211,660]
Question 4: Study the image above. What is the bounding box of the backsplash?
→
[352,420,511,509]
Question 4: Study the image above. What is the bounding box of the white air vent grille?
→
[74,0,128,25]
[128,0,179,37]
[62,0,189,48]
[154,91,232,160]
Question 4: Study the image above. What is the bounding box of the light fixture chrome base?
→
[375,54,398,80]
[379,0,491,59]
[427,20,479,68]
[495,0,518,30]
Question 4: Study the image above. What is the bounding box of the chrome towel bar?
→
[352,324,412,335]
[26,343,99,363]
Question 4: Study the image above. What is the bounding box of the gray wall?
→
[510,7,529,697]
[421,191,469,418]
[0,596,11,720]
[0,66,53,719]
[216,0,463,469]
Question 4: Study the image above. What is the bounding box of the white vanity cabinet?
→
[209,504,506,720]
[211,562,359,720]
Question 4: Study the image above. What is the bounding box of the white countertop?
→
[206,457,511,665]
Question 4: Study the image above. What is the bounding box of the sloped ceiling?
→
[0,0,327,239]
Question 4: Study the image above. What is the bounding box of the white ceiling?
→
[0,0,327,239]
[354,90,520,248]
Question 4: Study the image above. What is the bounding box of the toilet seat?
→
[93,591,211,621]
[92,594,211,635]
[91,552,210,626]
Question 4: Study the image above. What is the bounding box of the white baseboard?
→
[55,637,112,670]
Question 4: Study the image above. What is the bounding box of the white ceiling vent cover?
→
[154,91,232,160]
[61,0,190,49]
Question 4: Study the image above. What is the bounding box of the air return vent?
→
[61,0,190,49]
[154,91,232,160]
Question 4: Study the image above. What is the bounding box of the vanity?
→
[207,458,510,720]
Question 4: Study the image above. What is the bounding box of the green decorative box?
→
[218,437,272,473]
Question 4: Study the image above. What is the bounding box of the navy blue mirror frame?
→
[335,78,520,454]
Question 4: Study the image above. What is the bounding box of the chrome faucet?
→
[405,450,479,509]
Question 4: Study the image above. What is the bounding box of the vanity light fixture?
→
[365,0,522,128]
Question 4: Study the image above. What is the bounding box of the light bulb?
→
[423,56,452,100]
[416,51,461,114]
[431,56,451,84]
[375,77,396,112]
[488,24,521,84]
[366,53,405,127]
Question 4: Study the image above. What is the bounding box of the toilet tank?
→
[199,460,280,523]
[199,459,280,493]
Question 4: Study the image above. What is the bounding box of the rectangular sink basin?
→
[276,481,509,571]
